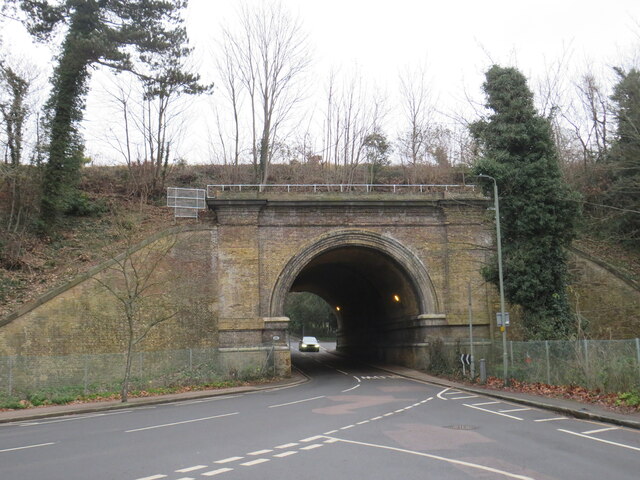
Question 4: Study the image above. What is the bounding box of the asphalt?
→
[2,360,639,430]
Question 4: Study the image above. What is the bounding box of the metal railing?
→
[206,183,477,198]
[0,345,276,400]
[436,338,640,392]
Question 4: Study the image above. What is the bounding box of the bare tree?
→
[93,219,182,402]
[397,64,435,182]
[319,70,387,184]
[104,61,209,201]
[219,1,311,184]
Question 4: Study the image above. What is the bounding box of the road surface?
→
[1,344,639,479]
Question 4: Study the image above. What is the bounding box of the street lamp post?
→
[477,174,509,385]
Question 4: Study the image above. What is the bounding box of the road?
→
[1,344,639,479]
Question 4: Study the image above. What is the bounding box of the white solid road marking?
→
[21,410,132,426]
[472,401,500,406]
[274,450,298,458]
[436,387,452,400]
[126,412,238,433]
[463,403,524,420]
[558,429,640,451]
[331,437,535,479]
[300,435,324,442]
[341,384,360,393]
[534,417,567,422]
[582,426,620,435]
[499,408,531,413]
[449,395,479,400]
[241,458,270,466]
[275,442,299,449]
[247,449,273,455]
[268,395,325,408]
[202,468,233,476]
[214,456,244,464]
[300,444,323,451]
[175,465,207,473]
[0,442,55,453]
[135,475,167,480]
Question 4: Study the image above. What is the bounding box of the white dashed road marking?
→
[275,442,298,449]
[125,413,239,433]
[241,458,270,466]
[202,468,233,476]
[214,456,244,464]
[268,396,325,408]
[0,442,56,453]
[175,465,207,473]
[582,427,619,435]
[273,451,298,458]
[300,444,323,451]
[534,417,567,422]
[247,449,273,455]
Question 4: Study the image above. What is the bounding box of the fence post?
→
[635,338,640,383]
[8,356,13,397]
[545,341,551,385]
[83,355,89,396]
[509,341,514,366]
[583,339,590,385]
[189,348,193,371]
[479,359,486,384]
[139,352,143,379]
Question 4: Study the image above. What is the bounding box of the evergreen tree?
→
[470,65,580,340]
[605,68,640,245]
[5,0,195,231]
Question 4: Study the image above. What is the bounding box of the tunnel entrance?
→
[270,230,439,358]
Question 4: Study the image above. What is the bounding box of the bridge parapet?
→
[205,183,480,199]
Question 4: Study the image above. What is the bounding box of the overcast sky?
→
[2,0,639,164]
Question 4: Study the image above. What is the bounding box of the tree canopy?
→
[604,67,640,244]
[5,0,195,230]
[471,65,581,340]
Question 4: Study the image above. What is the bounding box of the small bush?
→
[617,391,640,407]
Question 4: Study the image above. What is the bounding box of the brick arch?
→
[269,229,439,317]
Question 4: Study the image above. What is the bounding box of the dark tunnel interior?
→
[289,246,422,353]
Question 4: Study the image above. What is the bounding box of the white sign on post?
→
[496,312,510,327]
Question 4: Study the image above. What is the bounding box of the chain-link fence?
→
[432,338,640,393]
[0,345,278,402]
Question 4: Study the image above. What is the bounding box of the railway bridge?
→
[200,184,495,370]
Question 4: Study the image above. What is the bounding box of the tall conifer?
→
[471,65,580,339]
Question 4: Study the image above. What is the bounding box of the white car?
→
[298,336,320,352]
